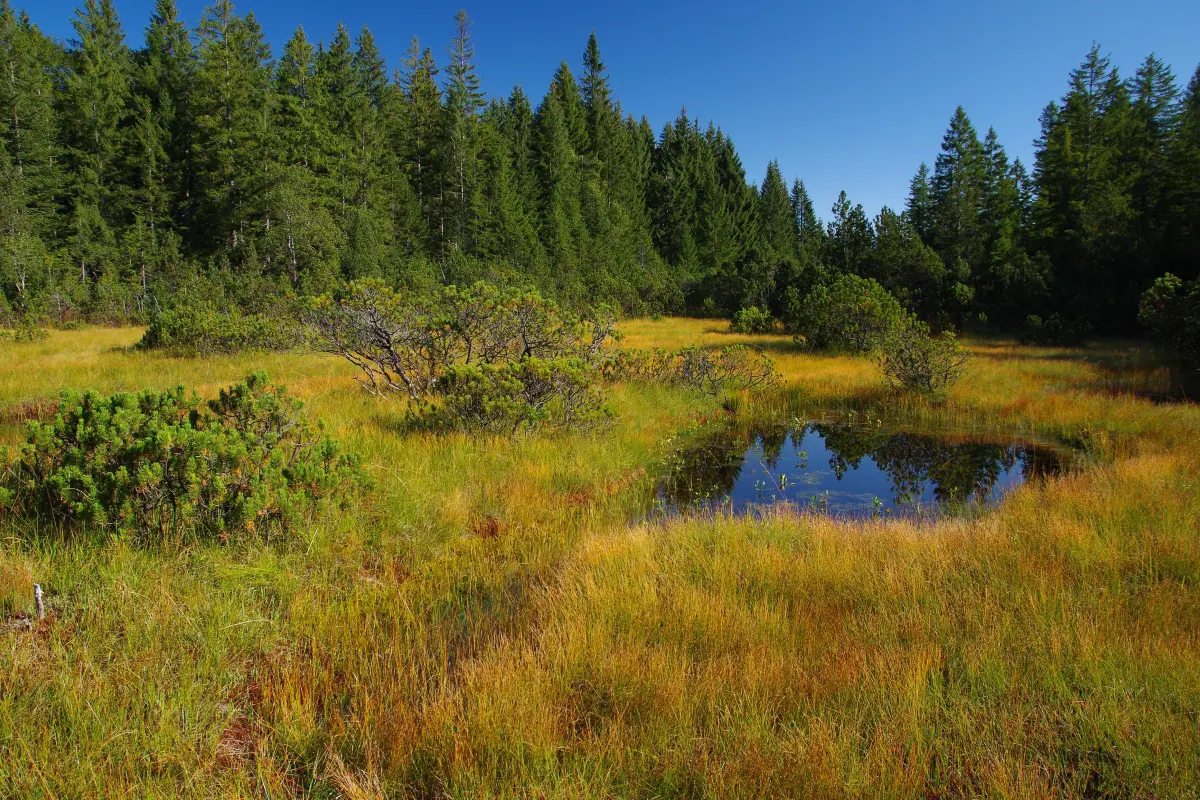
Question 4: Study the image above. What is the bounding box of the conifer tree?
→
[694,142,737,292]
[826,190,872,275]
[906,162,934,244]
[758,160,795,265]
[1127,54,1179,291]
[1033,44,1136,326]
[471,115,541,275]
[1167,65,1200,279]
[788,177,824,297]
[136,0,193,236]
[0,2,60,310]
[532,83,583,296]
[274,27,319,170]
[191,0,273,254]
[550,62,587,156]
[869,206,944,318]
[62,0,132,282]
[341,26,390,277]
[396,38,441,253]
[440,9,484,259]
[930,107,985,287]
[581,33,617,190]
[649,110,700,274]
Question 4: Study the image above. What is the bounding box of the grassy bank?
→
[1,320,1197,798]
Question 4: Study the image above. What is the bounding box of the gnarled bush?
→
[305,281,618,435]
[0,372,366,541]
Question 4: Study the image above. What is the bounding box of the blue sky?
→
[26,0,1200,221]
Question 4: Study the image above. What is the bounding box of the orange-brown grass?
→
[1,320,1198,798]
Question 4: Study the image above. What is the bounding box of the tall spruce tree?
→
[62,0,131,283]
[135,0,193,234]
[0,3,60,311]
[1167,65,1200,279]
[930,107,985,289]
[191,0,273,255]
[825,190,872,275]
[439,9,483,259]
[532,82,583,297]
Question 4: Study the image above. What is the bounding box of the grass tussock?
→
[1,318,1198,798]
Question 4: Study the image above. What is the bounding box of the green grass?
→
[1,320,1198,798]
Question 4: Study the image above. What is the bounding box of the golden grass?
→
[1,319,1198,798]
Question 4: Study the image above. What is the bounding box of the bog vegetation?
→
[1,321,1198,798]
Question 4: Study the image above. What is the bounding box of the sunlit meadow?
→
[1,320,1197,798]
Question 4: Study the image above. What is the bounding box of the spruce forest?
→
[3,0,1199,334]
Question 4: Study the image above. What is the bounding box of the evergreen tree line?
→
[1,0,1198,334]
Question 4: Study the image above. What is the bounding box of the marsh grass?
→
[1,319,1198,798]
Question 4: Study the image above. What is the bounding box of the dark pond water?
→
[652,421,1070,520]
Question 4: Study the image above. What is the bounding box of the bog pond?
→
[651,419,1073,520]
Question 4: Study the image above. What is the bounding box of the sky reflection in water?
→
[653,422,1067,519]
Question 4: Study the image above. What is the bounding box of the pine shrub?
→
[729,306,775,334]
[0,372,367,541]
[138,304,298,354]
[789,275,903,353]
[419,357,611,434]
[878,319,969,395]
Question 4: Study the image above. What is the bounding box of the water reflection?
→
[654,421,1068,519]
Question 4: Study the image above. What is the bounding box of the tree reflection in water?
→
[653,421,1067,519]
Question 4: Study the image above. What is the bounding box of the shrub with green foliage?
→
[0,322,49,342]
[788,274,904,353]
[306,280,619,434]
[138,304,298,355]
[729,306,775,334]
[1139,273,1200,366]
[307,279,615,395]
[598,348,679,384]
[0,372,366,541]
[878,319,969,395]
[675,345,779,398]
[420,357,611,434]
[1018,313,1092,346]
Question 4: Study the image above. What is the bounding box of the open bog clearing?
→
[2,319,1199,799]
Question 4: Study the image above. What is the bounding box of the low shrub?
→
[676,345,780,398]
[878,319,969,395]
[603,345,779,402]
[138,304,298,354]
[0,322,50,343]
[788,274,903,353]
[598,347,678,384]
[1018,313,1092,346]
[0,372,366,541]
[729,306,775,334]
[419,357,611,434]
[1139,273,1200,367]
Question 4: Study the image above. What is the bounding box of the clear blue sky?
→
[25,0,1200,222]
